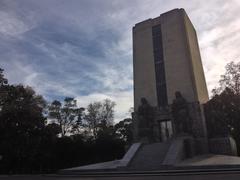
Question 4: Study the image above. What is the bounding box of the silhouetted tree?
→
[0,68,8,86]
[213,61,240,95]
[0,69,8,110]
[0,80,47,173]
[205,61,240,154]
[0,69,126,173]
[85,99,115,139]
[205,88,240,136]
[114,118,133,145]
[48,97,85,136]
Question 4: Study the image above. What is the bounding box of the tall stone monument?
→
[133,9,208,108]
[132,8,208,153]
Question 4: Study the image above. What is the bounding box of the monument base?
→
[195,138,209,154]
[60,136,201,173]
[59,137,240,174]
[209,136,238,156]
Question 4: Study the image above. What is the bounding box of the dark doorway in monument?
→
[157,119,173,142]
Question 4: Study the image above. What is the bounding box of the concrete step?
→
[128,142,170,170]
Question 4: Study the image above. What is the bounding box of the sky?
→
[1,0,240,122]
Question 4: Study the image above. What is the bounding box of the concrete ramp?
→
[128,142,170,170]
[59,143,142,174]
[163,136,195,165]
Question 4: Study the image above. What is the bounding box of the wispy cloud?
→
[1,0,240,121]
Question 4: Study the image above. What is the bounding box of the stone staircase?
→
[128,142,171,170]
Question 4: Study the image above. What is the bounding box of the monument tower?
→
[133,8,208,109]
[132,8,209,145]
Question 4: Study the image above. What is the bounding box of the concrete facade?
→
[133,19,158,108]
[133,8,209,109]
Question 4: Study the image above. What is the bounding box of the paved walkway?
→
[3,155,240,180]
[178,154,240,166]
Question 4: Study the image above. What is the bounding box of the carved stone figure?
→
[172,91,192,135]
[137,98,155,142]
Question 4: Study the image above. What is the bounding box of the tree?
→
[0,81,47,172]
[0,85,46,136]
[205,61,240,154]
[0,69,8,110]
[114,118,133,145]
[213,61,240,95]
[85,99,115,139]
[205,88,240,137]
[0,68,8,86]
[0,69,126,173]
[48,97,85,136]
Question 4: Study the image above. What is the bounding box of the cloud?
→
[76,91,133,122]
[1,0,240,121]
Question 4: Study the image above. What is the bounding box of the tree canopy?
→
[0,68,127,174]
[85,99,116,139]
[213,61,240,95]
[205,61,240,154]
[0,70,48,173]
[48,98,85,136]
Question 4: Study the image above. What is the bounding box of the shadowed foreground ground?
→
[2,173,240,180]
